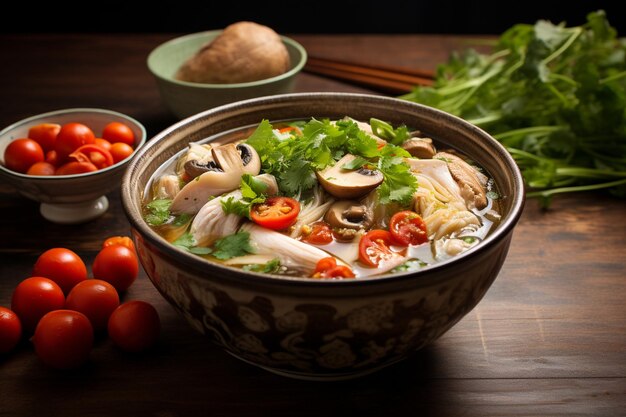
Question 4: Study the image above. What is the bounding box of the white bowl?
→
[0,108,146,224]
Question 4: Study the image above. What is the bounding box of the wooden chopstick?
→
[304,55,435,94]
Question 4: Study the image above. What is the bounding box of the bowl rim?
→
[122,92,525,288]
[0,107,147,179]
[146,30,308,89]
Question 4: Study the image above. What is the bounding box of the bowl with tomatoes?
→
[122,92,524,380]
[0,108,146,224]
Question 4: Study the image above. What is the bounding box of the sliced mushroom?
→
[402,137,437,159]
[316,154,383,199]
[175,143,213,178]
[171,143,261,214]
[324,200,373,231]
[237,143,261,175]
[434,152,488,210]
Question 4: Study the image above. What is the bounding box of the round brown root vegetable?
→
[176,21,290,84]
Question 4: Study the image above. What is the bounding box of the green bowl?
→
[147,31,307,119]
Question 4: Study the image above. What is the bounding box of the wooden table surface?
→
[0,34,624,417]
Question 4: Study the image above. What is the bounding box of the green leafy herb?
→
[245,118,418,204]
[401,10,626,207]
[370,118,410,145]
[172,233,212,255]
[221,174,268,218]
[145,199,172,226]
[221,197,252,218]
[212,232,255,260]
[242,258,281,273]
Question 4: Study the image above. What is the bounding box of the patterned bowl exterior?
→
[122,93,525,380]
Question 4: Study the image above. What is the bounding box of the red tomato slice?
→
[278,126,302,135]
[358,229,398,267]
[69,144,114,169]
[389,211,429,246]
[302,221,333,245]
[250,197,300,230]
[312,257,355,279]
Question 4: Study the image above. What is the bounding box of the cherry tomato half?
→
[102,122,135,146]
[312,257,355,279]
[92,245,139,292]
[278,126,302,136]
[55,161,98,175]
[65,280,120,332]
[33,248,87,294]
[28,123,60,153]
[0,307,22,354]
[69,144,114,169]
[103,236,136,253]
[358,229,398,268]
[250,197,301,230]
[3,138,44,173]
[302,221,333,245]
[26,161,56,176]
[108,301,160,352]
[11,277,65,332]
[389,210,429,246]
[32,310,93,369]
[55,122,95,162]
[109,142,134,164]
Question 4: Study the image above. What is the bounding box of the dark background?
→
[2,1,624,35]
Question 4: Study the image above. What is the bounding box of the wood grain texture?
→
[0,34,625,417]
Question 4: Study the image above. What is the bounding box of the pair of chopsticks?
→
[304,55,435,94]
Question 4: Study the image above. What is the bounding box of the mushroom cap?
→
[316,154,383,199]
[402,137,437,159]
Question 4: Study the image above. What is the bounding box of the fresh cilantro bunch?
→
[402,10,626,207]
[245,118,417,205]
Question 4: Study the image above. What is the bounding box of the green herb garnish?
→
[212,232,255,260]
[145,199,172,226]
[243,258,281,273]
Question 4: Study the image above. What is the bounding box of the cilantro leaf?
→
[212,232,255,260]
[145,199,172,226]
[341,156,368,170]
[173,233,213,255]
[242,258,281,274]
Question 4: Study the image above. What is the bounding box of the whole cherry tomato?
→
[108,301,160,352]
[103,236,136,253]
[389,211,429,246]
[102,122,135,146]
[45,150,59,166]
[55,123,95,162]
[33,248,87,294]
[26,161,56,176]
[109,142,134,164]
[3,138,44,173]
[11,277,65,332]
[55,161,98,175]
[0,307,22,354]
[32,310,93,369]
[94,138,112,151]
[250,197,300,230]
[92,245,139,292]
[65,280,120,332]
[28,123,60,152]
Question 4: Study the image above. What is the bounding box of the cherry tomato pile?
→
[0,236,160,369]
[3,121,136,175]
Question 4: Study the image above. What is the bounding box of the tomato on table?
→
[312,257,355,279]
[28,123,60,152]
[55,122,95,161]
[251,197,300,230]
[11,277,65,332]
[102,122,135,146]
[358,229,398,267]
[389,210,429,246]
[3,138,44,173]
[103,236,136,252]
[32,310,93,369]
[33,248,87,294]
[92,245,139,292]
[69,144,114,169]
[108,301,160,352]
[302,221,333,245]
[65,280,120,332]
[26,161,56,176]
[0,307,22,354]
[109,142,134,164]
